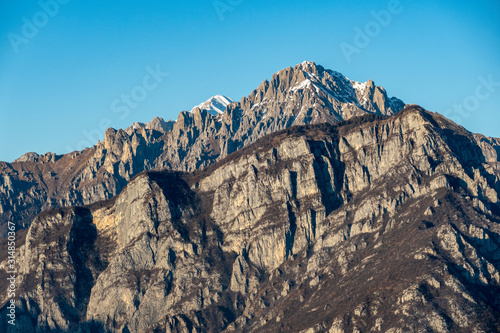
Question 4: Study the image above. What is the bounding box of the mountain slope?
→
[1,106,500,332]
[0,62,407,234]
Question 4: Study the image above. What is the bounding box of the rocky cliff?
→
[1,106,500,332]
[0,62,405,234]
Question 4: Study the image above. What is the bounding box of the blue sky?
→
[1,0,499,162]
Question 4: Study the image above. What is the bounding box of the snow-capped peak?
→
[191,95,234,116]
[301,60,316,66]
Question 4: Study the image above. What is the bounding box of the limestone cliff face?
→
[1,107,500,332]
[0,62,406,234]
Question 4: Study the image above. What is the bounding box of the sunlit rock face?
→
[0,62,405,234]
[2,107,500,332]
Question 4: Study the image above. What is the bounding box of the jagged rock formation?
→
[0,62,405,234]
[1,107,500,332]
[125,117,176,135]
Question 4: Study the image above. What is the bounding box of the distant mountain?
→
[191,95,234,115]
[1,107,500,332]
[124,117,176,135]
[0,61,407,233]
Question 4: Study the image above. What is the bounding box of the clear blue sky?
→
[1,0,499,162]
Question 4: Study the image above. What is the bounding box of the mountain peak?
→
[296,60,319,70]
[294,61,345,79]
[191,95,234,115]
[245,62,404,123]
[290,60,321,76]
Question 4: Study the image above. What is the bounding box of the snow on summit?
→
[191,95,234,116]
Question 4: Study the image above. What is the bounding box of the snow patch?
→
[351,81,369,104]
[191,95,234,116]
[291,79,313,92]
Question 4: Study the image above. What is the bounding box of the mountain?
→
[0,61,406,234]
[124,117,176,135]
[1,106,500,332]
[191,95,234,115]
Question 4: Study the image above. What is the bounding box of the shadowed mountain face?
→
[1,107,500,332]
[0,62,405,234]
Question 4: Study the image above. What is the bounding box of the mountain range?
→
[1,62,500,332]
[0,61,405,234]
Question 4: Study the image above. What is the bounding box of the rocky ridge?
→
[0,62,406,233]
[1,107,500,332]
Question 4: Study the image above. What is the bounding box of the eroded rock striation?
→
[1,107,500,332]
